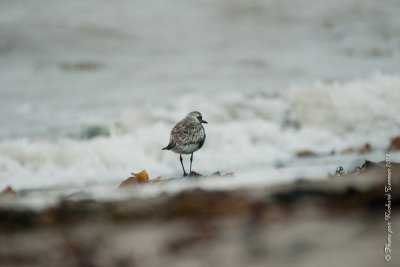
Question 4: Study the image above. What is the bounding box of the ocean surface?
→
[1,0,400,190]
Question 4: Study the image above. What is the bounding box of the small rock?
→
[335,166,345,177]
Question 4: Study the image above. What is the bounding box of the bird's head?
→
[187,111,208,124]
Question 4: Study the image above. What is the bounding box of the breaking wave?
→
[1,74,399,189]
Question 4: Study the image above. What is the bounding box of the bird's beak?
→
[201,119,208,124]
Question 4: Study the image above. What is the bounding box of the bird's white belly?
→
[173,143,200,154]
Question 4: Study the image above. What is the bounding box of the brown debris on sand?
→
[0,162,398,267]
[296,150,318,157]
[118,170,150,188]
[0,186,16,199]
[357,143,372,154]
[387,135,400,151]
[337,142,373,155]
[297,143,374,158]
[119,170,235,188]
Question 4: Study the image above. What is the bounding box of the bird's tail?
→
[162,143,174,150]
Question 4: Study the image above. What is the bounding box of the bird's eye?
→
[198,116,202,120]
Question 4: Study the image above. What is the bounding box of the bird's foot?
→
[183,171,201,178]
[189,171,202,177]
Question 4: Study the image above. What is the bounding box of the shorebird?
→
[162,111,207,176]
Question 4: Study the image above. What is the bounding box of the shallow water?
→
[0,0,400,190]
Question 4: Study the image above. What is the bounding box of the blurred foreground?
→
[1,161,398,267]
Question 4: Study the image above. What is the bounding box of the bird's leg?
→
[189,152,193,175]
[180,154,187,176]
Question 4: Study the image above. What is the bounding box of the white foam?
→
[1,74,399,190]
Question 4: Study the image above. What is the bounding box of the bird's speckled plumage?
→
[162,111,207,176]
[164,111,206,154]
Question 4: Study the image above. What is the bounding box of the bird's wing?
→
[170,119,201,145]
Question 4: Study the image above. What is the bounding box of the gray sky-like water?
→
[0,0,399,137]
